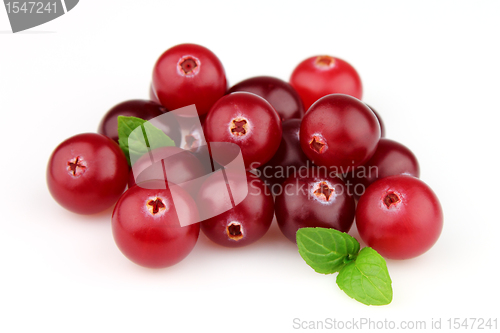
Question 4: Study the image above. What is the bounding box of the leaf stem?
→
[343,253,357,264]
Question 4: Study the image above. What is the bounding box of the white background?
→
[1,1,499,332]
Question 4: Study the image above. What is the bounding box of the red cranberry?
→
[197,171,274,247]
[204,92,282,170]
[290,55,362,110]
[47,133,129,215]
[344,138,420,198]
[112,180,200,268]
[128,146,206,197]
[97,99,182,146]
[258,119,310,187]
[152,43,227,116]
[366,104,386,137]
[300,94,380,171]
[275,171,356,243]
[227,76,305,121]
[356,175,443,259]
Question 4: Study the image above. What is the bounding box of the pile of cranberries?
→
[47,43,443,268]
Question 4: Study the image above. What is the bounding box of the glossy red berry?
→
[258,119,310,187]
[152,43,227,116]
[290,55,362,110]
[128,146,206,197]
[300,94,380,171]
[47,133,129,215]
[204,92,282,170]
[197,171,274,247]
[275,171,356,243]
[356,175,443,260]
[344,138,420,198]
[97,99,182,146]
[112,180,200,268]
[227,76,305,121]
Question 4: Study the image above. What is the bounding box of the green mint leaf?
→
[117,116,146,164]
[117,116,175,166]
[296,227,361,274]
[336,247,393,306]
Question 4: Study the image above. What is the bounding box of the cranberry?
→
[112,180,200,268]
[197,171,274,247]
[227,76,305,121]
[356,175,443,260]
[128,146,206,197]
[152,43,227,116]
[47,133,129,215]
[300,94,380,171]
[344,138,420,198]
[97,99,182,146]
[204,92,282,170]
[275,171,356,243]
[258,119,310,187]
[290,55,362,110]
[366,104,386,137]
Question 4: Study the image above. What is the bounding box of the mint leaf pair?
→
[297,228,393,306]
[117,116,175,166]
